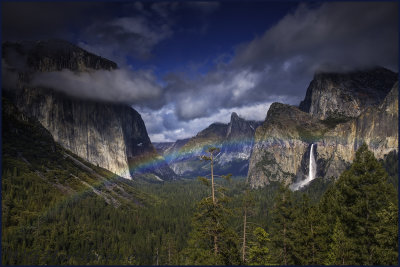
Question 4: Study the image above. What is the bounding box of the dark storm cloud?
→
[163,1,398,121]
[2,1,218,64]
[1,2,111,41]
[78,14,173,63]
[232,1,398,71]
[183,1,220,14]
[77,1,220,64]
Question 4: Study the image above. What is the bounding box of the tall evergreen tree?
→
[290,194,323,265]
[326,218,353,265]
[328,143,398,265]
[270,184,296,265]
[247,227,272,265]
[184,147,240,265]
[316,184,338,261]
[240,189,256,264]
[372,201,398,265]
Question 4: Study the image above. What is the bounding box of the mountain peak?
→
[231,112,239,120]
[230,112,244,125]
[299,67,398,119]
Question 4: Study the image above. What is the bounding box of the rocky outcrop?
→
[2,39,117,72]
[2,39,176,181]
[299,67,397,120]
[248,72,398,189]
[155,113,261,177]
[247,103,329,188]
[153,138,190,162]
[316,81,398,178]
[217,113,262,174]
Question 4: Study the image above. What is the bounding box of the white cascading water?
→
[308,144,316,182]
[290,144,317,191]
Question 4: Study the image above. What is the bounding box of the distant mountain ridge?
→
[154,112,262,177]
[2,39,177,181]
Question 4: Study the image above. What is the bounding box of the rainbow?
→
[116,136,256,178]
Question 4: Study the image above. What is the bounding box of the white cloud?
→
[139,101,272,142]
[31,68,162,104]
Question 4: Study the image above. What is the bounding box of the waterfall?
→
[308,144,316,182]
[290,143,317,191]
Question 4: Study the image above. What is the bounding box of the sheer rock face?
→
[2,39,117,72]
[154,113,262,177]
[317,81,398,178]
[299,67,397,120]
[247,103,328,188]
[153,138,191,163]
[2,39,176,180]
[248,74,398,189]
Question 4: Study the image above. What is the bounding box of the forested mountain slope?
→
[1,97,178,264]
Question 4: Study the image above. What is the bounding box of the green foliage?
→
[372,201,398,265]
[321,113,352,128]
[290,195,316,264]
[247,227,272,265]
[295,176,334,204]
[197,176,211,187]
[315,143,398,265]
[296,125,325,142]
[330,143,397,265]
[221,173,232,182]
[183,197,241,265]
[269,184,296,265]
[380,150,398,188]
[327,219,353,265]
[183,147,241,265]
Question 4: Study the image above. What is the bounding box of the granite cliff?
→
[2,39,176,181]
[248,68,398,188]
[299,67,397,120]
[317,81,398,178]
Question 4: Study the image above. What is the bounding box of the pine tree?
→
[290,194,322,265]
[328,143,397,265]
[372,201,398,265]
[160,233,178,265]
[247,227,272,265]
[240,189,255,264]
[326,219,353,265]
[184,147,240,265]
[316,185,338,261]
[270,184,296,265]
[184,196,240,265]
